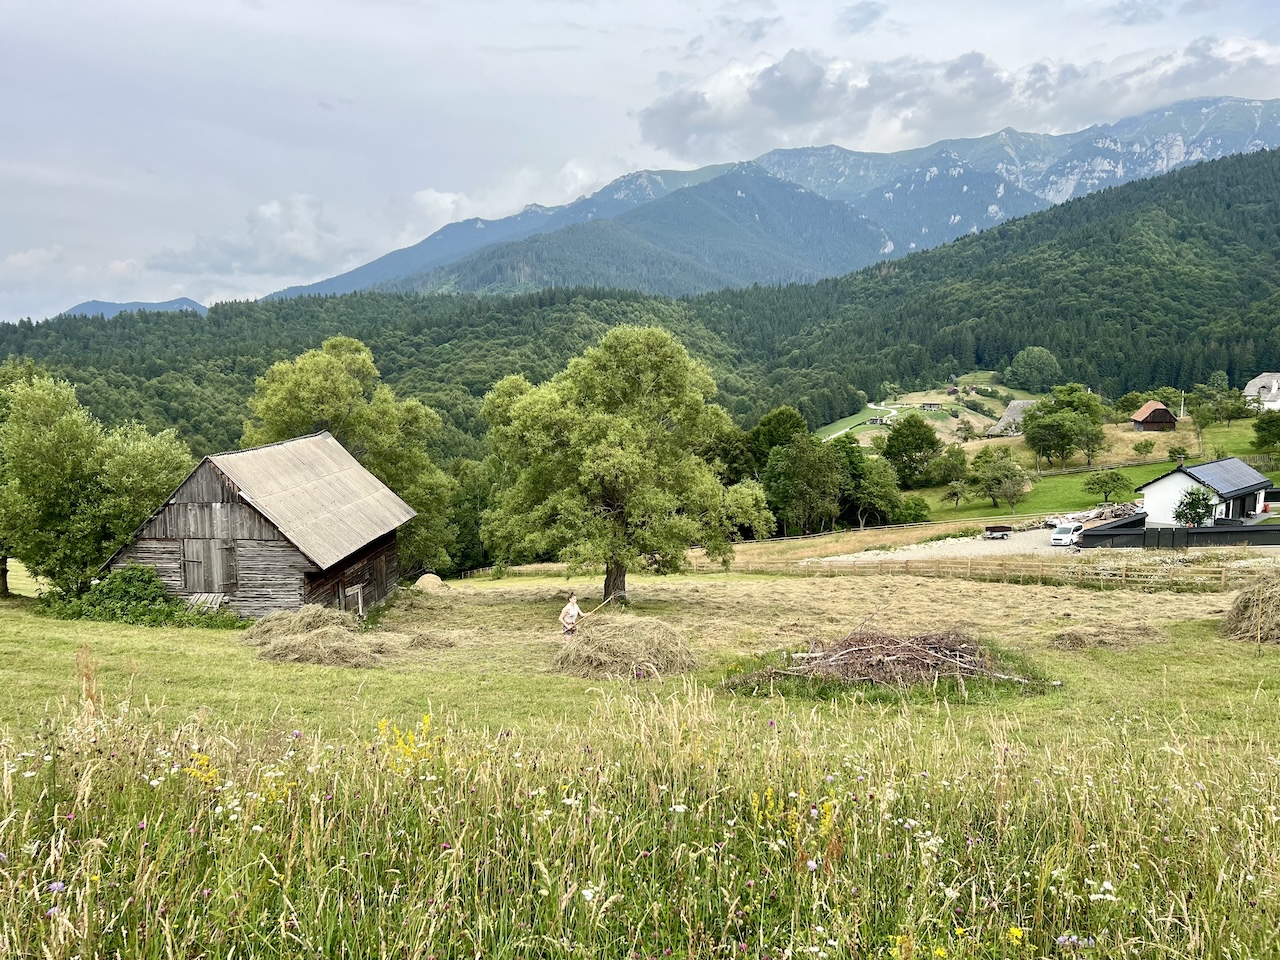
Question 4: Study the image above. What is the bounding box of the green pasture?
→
[3,571,1279,958]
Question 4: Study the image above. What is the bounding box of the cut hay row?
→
[694,556,1256,592]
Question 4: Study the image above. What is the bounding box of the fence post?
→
[1220,567,1227,590]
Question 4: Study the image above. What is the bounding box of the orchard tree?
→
[0,376,193,594]
[1082,469,1133,504]
[482,326,773,599]
[243,336,456,572]
[970,446,1031,510]
[1253,410,1280,452]
[1003,346,1062,392]
[1173,486,1215,527]
[1132,438,1156,458]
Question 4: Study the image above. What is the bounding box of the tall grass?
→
[3,685,1277,958]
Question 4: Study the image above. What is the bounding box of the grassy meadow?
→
[3,571,1280,958]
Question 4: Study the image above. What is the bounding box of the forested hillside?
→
[4,149,1279,458]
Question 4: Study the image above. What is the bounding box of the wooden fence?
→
[689,556,1251,591]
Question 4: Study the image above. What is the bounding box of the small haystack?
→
[1225,579,1280,644]
[555,616,697,680]
[242,605,393,669]
[729,627,1033,689]
[414,573,449,592]
[1050,623,1163,650]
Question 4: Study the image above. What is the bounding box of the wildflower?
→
[48,881,65,893]
[934,949,947,958]
[1005,926,1024,945]
[582,889,595,901]
[669,804,688,813]
[45,907,58,919]
[806,859,818,872]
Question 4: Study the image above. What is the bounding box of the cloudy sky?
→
[2,0,1279,320]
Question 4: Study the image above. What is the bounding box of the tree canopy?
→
[482,326,772,598]
[0,376,193,593]
[243,336,456,573]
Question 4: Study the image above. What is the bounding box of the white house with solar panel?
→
[1135,458,1273,527]
[105,432,416,617]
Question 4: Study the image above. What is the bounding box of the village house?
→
[105,432,416,617]
[1135,457,1272,527]
[1244,372,1280,411]
[1130,400,1178,432]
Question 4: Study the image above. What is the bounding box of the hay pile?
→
[1050,623,1163,650]
[242,605,396,669]
[1225,578,1280,644]
[555,616,697,680]
[729,627,1032,689]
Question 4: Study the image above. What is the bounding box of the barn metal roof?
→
[210,432,416,570]
[1136,457,1273,501]
[1130,400,1176,422]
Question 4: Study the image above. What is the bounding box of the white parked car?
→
[1050,522,1084,546]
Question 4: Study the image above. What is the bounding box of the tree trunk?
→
[604,561,627,603]
[0,554,8,599]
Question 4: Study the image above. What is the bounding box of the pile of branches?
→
[730,627,1032,689]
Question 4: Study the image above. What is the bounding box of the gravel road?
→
[816,528,1090,562]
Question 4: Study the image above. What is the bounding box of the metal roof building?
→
[107,432,416,617]
[1135,457,1272,526]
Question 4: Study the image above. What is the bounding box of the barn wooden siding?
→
[302,532,399,611]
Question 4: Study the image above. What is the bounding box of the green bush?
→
[38,564,246,628]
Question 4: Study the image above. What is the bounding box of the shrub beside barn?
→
[105,432,415,618]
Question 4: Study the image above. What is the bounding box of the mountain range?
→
[60,297,208,320]
[19,145,1280,460]
[258,95,1280,301]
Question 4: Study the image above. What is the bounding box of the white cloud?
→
[149,194,358,276]
[638,35,1280,161]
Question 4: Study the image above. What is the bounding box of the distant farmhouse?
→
[985,399,1035,438]
[106,432,416,617]
[1130,400,1178,432]
[1136,458,1272,526]
[1244,372,1280,411]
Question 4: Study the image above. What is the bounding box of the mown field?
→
[3,571,1279,958]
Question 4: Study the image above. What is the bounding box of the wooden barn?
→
[105,432,416,618]
[1131,400,1178,432]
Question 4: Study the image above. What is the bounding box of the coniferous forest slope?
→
[4,149,1280,458]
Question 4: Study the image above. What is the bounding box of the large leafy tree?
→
[762,434,843,536]
[243,336,456,573]
[746,406,809,477]
[482,326,772,599]
[880,413,942,489]
[0,377,193,594]
[1003,346,1062,392]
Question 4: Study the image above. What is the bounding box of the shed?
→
[1244,372,1280,411]
[1130,400,1178,432]
[920,402,943,411]
[106,432,416,617]
[1134,457,1272,526]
